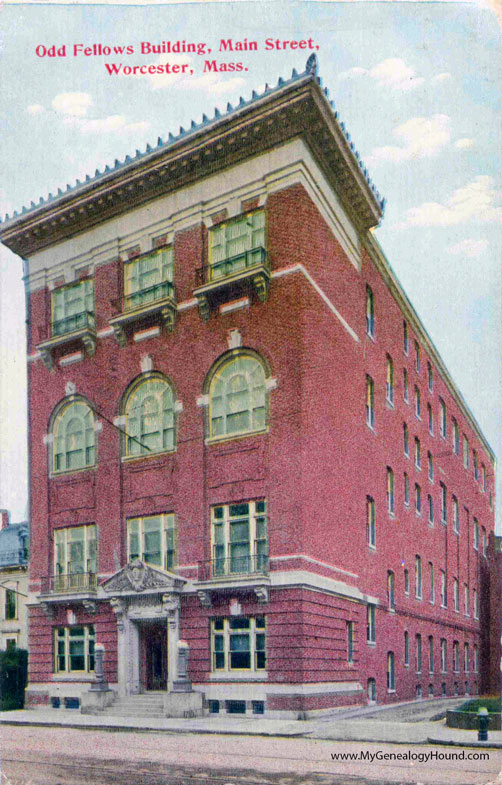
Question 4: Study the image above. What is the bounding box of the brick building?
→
[0,56,496,718]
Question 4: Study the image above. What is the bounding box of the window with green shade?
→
[52,399,95,473]
[5,588,16,620]
[211,500,268,576]
[209,211,266,280]
[123,376,175,456]
[54,625,95,674]
[124,247,174,310]
[52,279,94,336]
[54,525,97,578]
[127,514,177,571]
[210,616,266,672]
[208,353,267,440]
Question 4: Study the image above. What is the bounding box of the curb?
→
[427,736,502,750]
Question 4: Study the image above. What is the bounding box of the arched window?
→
[52,399,95,473]
[208,352,267,439]
[123,375,175,456]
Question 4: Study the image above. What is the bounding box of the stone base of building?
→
[81,688,116,714]
[163,691,204,717]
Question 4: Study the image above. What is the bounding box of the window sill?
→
[121,450,176,464]
[209,672,268,681]
[366,332,376,343]
[206,428,268,447]
[387,689,396,694]
[367,640,376,647]
[52,674,94,681]
[368,545,377,552]
[388,608,396,614]
[366,423,376,434]
[50,466,96,480]
[386,399,395,409]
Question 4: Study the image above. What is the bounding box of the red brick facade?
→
[1,68,496,718]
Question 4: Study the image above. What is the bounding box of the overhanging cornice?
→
[0,62,384,258]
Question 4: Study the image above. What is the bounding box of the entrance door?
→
[143,622,167,691]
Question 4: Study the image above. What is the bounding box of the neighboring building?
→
[0,56,497,718]
[0,510,29,651]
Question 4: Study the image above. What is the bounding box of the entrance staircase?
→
[102,692,166,719]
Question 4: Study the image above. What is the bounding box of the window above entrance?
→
[127,514,177,571]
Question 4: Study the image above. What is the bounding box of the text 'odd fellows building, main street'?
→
[0,56,498,719]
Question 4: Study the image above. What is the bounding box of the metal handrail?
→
[41,572,97,594]
[123,280,175,311]
[195,247,268,286]
[52,311,95,337]
[198,553,269,581]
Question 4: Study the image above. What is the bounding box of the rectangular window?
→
[404,631,409,666]
[440,483,447,525]
[415,484,422,515]
[415,387,421,419]
[464,584,469,616]
[211,500,268,576]
[415,438,421,469]
[416,634,422,673]
[428,494,434,525]
[404,473,410,506]
[366,286,375,338]
[124,247,174,310]
[452,418,459,454]
[366,376,375,429]
[127,514,177,571]
[52,279,94,337]
[403,424,409,457]
[454,578,459,612]
[387,651,395,690]
[482,527,487,558]
[482,464,486,492]
[429,562,435,603]
[441,570,447,607]
[367,497,376,549]
[209,211,266,280]
[473,589,478,619]
[367,604,376,643]
[387,571,395,610]
[429,636,434,673]
[473,518,479,550]
[463,436,469,468]
[404,568,409,596]
[453,641,459,672]
[428,404,434,435]
[441,639,447,672]
[211,616,266,672]
[427,362,433,392]
[415,556,422,598]
[347,621,354,663]
[414,341,420,373]
[452,496,459,534]
[403,369,409,403]
[427,452,433,482]
[386,356,394,405]
[54,525,97,588]
[439,399,447,439]
[474,646,479,673]
[387,468,394,515]
[54,625,95,674]
[403,321,409,355]
[5,588,16,620]
[473,451,479,481]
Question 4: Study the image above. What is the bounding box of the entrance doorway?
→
[140,622,167,691]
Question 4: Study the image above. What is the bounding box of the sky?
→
[0,0,500,528]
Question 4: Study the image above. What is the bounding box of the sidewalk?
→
[1,706,501,748]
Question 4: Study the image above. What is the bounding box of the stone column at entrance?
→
[162,592,180,690]
[110,598,127,698]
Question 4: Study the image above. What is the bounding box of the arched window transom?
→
[124,376,175,456]
[208,353,267,439]
[53,400,95,473]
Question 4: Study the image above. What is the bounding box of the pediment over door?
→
[102,559,185,596]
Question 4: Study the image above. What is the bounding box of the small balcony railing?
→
[198,554,269,581]
[123,280,175,312]
[41,572,98,595]
[52,311,95,337]
[195,247,268,286]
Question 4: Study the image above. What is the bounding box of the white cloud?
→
[52,92,93,118]
[63,114,150,136]
[369,115,450,163]
[455,138,475,150]
[26,104,45,115]
[339,59,454,93]
[447,238,489,257]
[431,72,452,84]
[181,72,246,95]
[401,176,502,228]
[144,55,192,90]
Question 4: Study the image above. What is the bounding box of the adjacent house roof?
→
[0,523,29,568]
